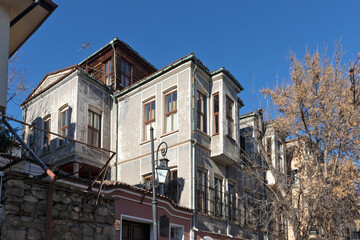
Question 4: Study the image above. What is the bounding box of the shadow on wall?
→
[135,177,185,204]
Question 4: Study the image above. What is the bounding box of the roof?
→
[21,65,110,107]
[8,0,58,58]
[78,37,158,71]
[239,109,263,119]
[115,53,244,98]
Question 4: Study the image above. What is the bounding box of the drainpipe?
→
[110,41,117,90]
[110,41,119,180]
[191,61,198,235]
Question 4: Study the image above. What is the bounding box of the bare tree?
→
[240,45,360,240]
[7,52,31,105]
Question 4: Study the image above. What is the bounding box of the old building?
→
[21,38,283,239]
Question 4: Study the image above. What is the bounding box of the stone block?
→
[27,229,41,240]
[4,229,26,240]
[24,194,39,203]
[21,202,35,213]
[5,188,24,198]
[31,190,46,200]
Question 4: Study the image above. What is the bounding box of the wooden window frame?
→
[213,93,219,135]
[143,175,152,190]
[164,90,177,133]
[120,59,131,88]
[226,96,234,138]
[59,108,68,146]
[214,177,223,217]
[43,118,51,153]
[144,100,156,141]
[104,59,112,86]
[88,109,101,147]
[228,182,236,222]
[196,169,208,214]
[266,137,272,161]
[196,91,207,133]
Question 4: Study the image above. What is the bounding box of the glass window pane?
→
[144,104,150,122]
[88,128,92,145]
[145,123,150,140]
[151,102,155,119]
[214,95,219,113]
[173,92,177,110]
[93,131,99,147]
[94,114,99,130]
[166,115,171,132]
[215,115,219,133]
[126,64,130,75]
[173,112,178,130]
[121,61,125,72]
[165,94,171,113]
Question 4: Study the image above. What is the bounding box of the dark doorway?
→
[122,220,150,240]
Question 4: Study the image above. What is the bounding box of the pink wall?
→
[109,188,192,240]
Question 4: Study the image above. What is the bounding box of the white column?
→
[0,3,10,112]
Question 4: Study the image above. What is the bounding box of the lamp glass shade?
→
[157,168,169,184]
[156,158,169,184]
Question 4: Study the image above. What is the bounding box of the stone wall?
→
[1,172,115,240]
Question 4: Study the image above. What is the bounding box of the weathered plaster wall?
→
[22,72,112,169]
[1,172,115,240]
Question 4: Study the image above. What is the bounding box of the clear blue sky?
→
[6,0,360,128]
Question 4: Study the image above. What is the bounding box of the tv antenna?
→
[78,41,91,70]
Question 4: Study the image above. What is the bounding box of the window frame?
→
[266,137,272,161]
[213,93,219,135]
[164,169,178,203]
[197,91,207,133]
[196,168,208,214]
[164,90,178,133]
[143,100,156,141]
[226,96,234,138]
[59,108,69,147]
[214,177,223,218]
[228,181,236,222]
[43,117,51,153]
[104,59,112,86]
[87,109,101,147]
[120,58,131,88]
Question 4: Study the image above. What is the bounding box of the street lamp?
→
[150,127,170,240]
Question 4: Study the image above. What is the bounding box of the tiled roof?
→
[115,53,243,98]
[78,37,158,71]
[21,65,110,107]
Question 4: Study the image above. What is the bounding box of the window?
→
[144,175,152,190]
[59,108,68,146]
[29,123,36,149]
[120,59,131,88]
[266,137,272,161]
[43,117,51,153]
[88,110,101,147]
[197,91,207,133]
[293,169,299,186]
[226,96,234,138]
[213,93,219,134]
[104,59,112,86]
[144,101,155,140]
[214,177,223,217]
[164,91,177,133]
[165,169,178,203]
[228,182,236,221]
[196,169,208,214]
[244,191,251,225]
